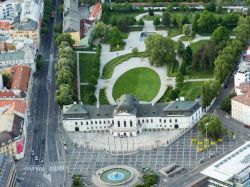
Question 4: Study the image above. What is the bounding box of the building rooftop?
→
[63,0,80,32]
[89,3,101,21]
[163,101,200,116]
[0,99,26,115]
[238,60,250,73]
[232,83,250,106]
[11,65,31,92]
[201,141,250,182]
[63,96,200,120]
[0,90,18,98]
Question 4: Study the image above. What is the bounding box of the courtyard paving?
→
[68,129,181,152]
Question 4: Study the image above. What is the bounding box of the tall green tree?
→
[162,11,171,27]
[145,34,175,66]
[212,26,230,44]
[55,33,75,46]
[198,114,223,140]
[55,84,74,106]
[198,11,217,33]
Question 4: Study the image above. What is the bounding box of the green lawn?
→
[99,89,109,105]
[107,12,141,21]
[79,53,97,82]
[80,85,90,104]
[112,68,161,101]
[142,14,161,21]
[101,52,148,79]
[185,69,213,79]
[180,81,205,100]
[180,35,193,41]
[190,40,210,53]
[168,27,182,37]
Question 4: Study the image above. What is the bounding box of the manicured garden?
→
[190,40,210,53]
[79,53,98,82]
[99,89,109,105]
[101,52,148,79]
[179,81,205,100]
[112,68,161,101]
[168,27,182,37]
[185,69,213,79]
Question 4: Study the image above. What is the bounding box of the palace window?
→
[130,121,132,127]
[124,121,126,127]
[118,121,120,127]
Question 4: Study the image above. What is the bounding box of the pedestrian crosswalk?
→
[23,165,65,172]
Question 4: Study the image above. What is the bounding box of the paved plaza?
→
[68,129,181,152]
[64,112,249,187]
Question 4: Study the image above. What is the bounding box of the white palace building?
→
[62,95,204,137]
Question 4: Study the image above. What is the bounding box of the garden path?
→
[184,78,214,82]
[96,57,175,104]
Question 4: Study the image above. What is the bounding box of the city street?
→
[15,0,65,185]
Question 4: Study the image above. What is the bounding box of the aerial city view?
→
[0,0,250,186]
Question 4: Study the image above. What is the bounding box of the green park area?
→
[112,68,161,101]
[79,53,98,82]
[102,52,147,79]
[179,81,205,100]
[190,40,210,53]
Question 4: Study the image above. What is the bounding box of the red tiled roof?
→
[11,65,31,92]
[0,100,26,114]
[0,90,18,98]
[233,83,250,106]
[90,3,101,20]
[0,21,13,31]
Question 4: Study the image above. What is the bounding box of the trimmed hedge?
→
[101,52,148,79]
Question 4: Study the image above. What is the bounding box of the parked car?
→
[225,115,231,119]
[198,158,206,164]
[31,150,35,156]
[35,156,39,161]
[209,152,218,159]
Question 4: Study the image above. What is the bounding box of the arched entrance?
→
[75,127,79,131]
[174,124,179,129]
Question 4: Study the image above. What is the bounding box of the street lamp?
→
[205,123,208,158]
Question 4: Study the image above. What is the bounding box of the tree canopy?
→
[212,26,230,44]
[198,113,223,140]
[145,34,175,66]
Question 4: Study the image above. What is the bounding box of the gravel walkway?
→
[96,57,175,104]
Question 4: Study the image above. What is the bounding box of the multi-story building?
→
[63,95,203,137]
[232,83,250,126]
[201,141,250,187]
[0,0,43,48]
[0,155,17,187]
[0,99,27,160]
[0,0,21,21]
[234,60,250,91]
[0,45,36,71]
[63,0,80,45]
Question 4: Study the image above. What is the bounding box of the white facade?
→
[232,99,250,126]
[234,61,250,92]
[0,0,21,20]
[0,46,36,71]
[62,96,203,138]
